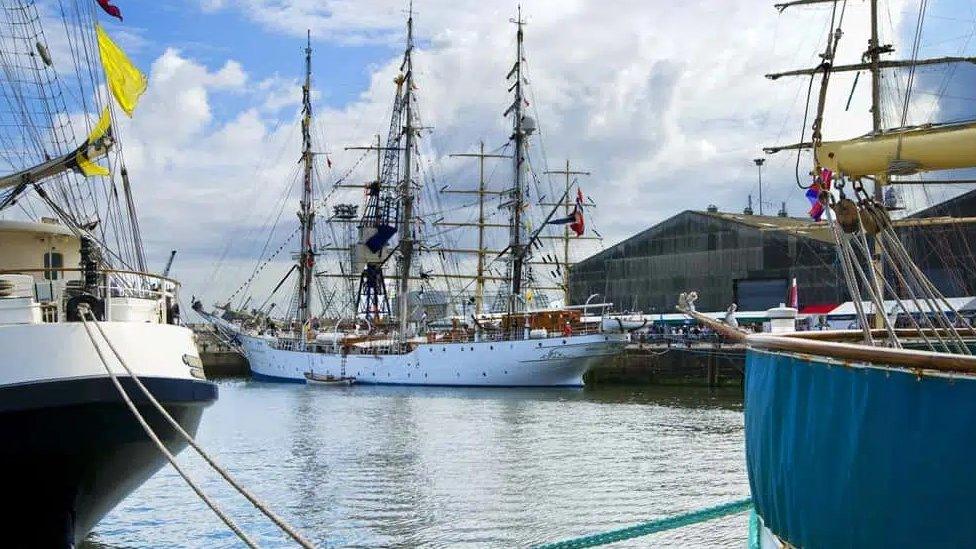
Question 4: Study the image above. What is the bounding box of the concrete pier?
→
[190,324,250,378]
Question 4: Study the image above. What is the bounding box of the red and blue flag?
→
[806,168,832,221]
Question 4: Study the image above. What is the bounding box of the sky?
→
[21,0,976,307]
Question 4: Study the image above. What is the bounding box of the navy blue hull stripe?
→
[0,376,218,413]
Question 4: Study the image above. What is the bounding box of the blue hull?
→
[746,349,976,548]
[250,370,306,384]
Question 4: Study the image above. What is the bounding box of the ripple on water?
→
[85,382,747,548]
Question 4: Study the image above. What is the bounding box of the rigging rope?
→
[79,309,316,548]
[532,498,753,549]
[77,309,259,548]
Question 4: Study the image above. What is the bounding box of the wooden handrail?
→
[0,267,179,287]
[679,307,976,374]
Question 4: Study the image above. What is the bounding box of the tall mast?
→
[508,6,528,307]
[868,0,883,144]
[544,160,589,306]
[868,0,885,329]
[397,8,416,338]
[476,143,488,315]
[296,30,315,326]
[447,143,510,315]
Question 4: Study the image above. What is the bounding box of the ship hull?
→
[243,332,628,386]
[745,348,976,547]
[0,323,218,547]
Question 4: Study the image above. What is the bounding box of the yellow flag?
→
[526,289,534,302]
[76,107,112,177]
[96,24,147,116]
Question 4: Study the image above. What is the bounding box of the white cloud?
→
[108,1,939,306]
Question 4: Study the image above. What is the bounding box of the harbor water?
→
[84,382,748,548]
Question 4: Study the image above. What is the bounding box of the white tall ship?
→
[202,10,629,386]
[0,4,215,545]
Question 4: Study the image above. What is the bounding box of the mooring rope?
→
[79,308,317,548]
[77,309,260,548]
[533,498,753,549]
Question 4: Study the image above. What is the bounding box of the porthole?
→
[482,372,486,377]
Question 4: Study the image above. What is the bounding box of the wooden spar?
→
[763,142,812,154]
[446,143,510,315]
[433,221,509,228]
[784,328,976,342]
[537,235,602,241]
[765,56,976,80]
[0,267,180,286]
[816,121,976,177]
[318,271,560,289]
[680,308,749,342]
[680,308,976,374]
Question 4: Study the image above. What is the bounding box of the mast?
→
[507,6,528,308]
[476,144,488,315]
[447,142,510,315]
[544,160,590,306]
[867,0,886,329]
[397,8,416,338]
[296,31,315,326]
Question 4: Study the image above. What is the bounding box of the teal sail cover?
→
[745,349,976,547]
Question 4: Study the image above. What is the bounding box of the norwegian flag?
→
[569,189,585,236]
[547,188,586,236]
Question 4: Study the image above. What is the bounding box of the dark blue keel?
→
[0,376,217,547]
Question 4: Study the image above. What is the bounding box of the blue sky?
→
[105,1,400,118]
[46,0,976,304]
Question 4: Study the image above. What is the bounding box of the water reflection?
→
[85,382,748,548]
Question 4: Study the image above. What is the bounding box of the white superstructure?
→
[240,330,628,386]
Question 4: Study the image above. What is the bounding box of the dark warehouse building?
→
[569,195,976,313]
[902,188,976,297]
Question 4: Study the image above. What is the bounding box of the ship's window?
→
[43,251,63,280]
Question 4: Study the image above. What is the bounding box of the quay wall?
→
[585,342,744,387]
